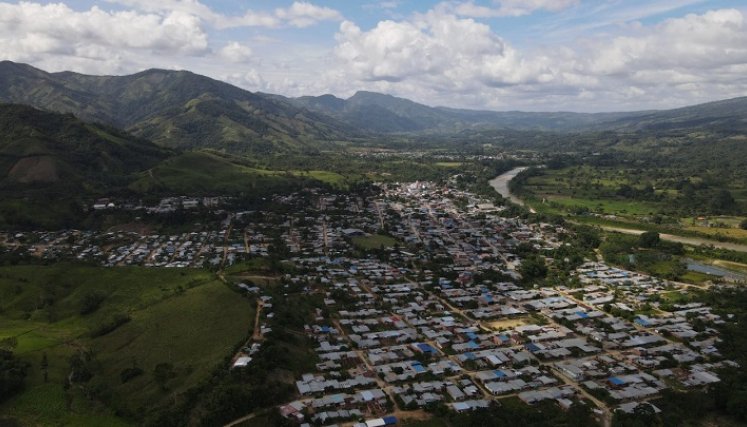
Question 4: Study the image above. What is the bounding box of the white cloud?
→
[334,10,560,90]
[218,42,252,63]
[328,7,747,111]
[0,2,208,55]
[274,2,343,28]
[2,1,747,113]
[584,9,747,75]
[108,0,342,29]
[452,0,579,18]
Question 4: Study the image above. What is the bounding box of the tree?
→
[0,349,28,403]
[638,231,660,248]
[520,255,548,285]
[153,362,176,390]
[740,219,747,230]
[41,352,48,383]
[709,189,736,213]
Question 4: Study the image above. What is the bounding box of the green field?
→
[129,151,359,195]
[351,234,398,250]
[516,165,747,246]
[0,264,253,425]
[539,195,659,216]
[521,165,747,219]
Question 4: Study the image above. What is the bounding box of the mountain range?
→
[2,61,747,155]
[0,61,353,153]
[2,60,747,228]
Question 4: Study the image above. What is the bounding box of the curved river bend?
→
[488,167,529,207]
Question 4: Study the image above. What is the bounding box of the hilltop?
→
[0,61,356,153]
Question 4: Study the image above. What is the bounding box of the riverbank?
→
[598,226,747,253]
[489,168,747,254]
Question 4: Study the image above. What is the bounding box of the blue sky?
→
[1,0,746,111]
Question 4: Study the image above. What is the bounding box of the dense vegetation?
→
[0,104,170,228]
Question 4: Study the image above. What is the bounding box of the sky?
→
[1,0,747,112]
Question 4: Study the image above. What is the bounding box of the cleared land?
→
[352,234,398,250]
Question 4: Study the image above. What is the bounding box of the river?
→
[684,258,747,281]
[488,167,530,207]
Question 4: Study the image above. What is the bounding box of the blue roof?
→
[417,343,436,353]
[498,334,510,342]
[383,416,398,424]
[494,370,507,378]
[525,343,540,352]
[413,364,427,373]
[483,294,494,303]
[466,332,478,340]
[576,311,589,319]
[467,341,479,349]
[464,352,476,360]
[635,317,651,326]
[609,377,625,385]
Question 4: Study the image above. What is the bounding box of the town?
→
[1,177,738,427]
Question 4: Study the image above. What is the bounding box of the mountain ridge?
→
[2,61,747,149]
[0,61,358,153]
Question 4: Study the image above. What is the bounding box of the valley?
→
[1,59,747,427]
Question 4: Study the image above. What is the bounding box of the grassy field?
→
[434,162,463,168]
[682,225,747,240]
[680,271,715,285]
[0,264,253,425]
[521,165,747,226]
[129,151,359,195]
[541,195,659,216]
[351,234,398,250]
[289,169,357,187]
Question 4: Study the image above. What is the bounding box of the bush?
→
[0,349,28,402]
[80,292,106,315]
[90,313,131,337]
[639,231,660,248]
[120,367,144,384]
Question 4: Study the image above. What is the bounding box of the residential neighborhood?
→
[0,177,738,427]
[98,179,736,427]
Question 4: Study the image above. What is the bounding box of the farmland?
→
[514,164,747,245]
[0,264,253,425]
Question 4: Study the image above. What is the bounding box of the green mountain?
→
[592,96,747,134]
[3,61,747,149]
[0,61,355,153]
[292,91,747,135]
[0,104,171,227]
[0,104,169,190]
[290,90,643,133]
[0,103,357,229]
